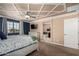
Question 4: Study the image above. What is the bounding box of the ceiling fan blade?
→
[30,15,36,18]
[25,11,36,19]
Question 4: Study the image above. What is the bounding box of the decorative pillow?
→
[31,36,37,41]
[0,31,7,40]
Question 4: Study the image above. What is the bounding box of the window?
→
[7,21,14,33]
[14,22,20,33]
[7,20,20,35]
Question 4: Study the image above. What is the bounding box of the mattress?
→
[0,35,37,55]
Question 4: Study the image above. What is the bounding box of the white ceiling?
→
[0,3,78,21]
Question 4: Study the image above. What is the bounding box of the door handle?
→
[64,34,67,35]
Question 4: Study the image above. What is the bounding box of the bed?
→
[0,35,38,56]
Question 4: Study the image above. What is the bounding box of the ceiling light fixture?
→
[25,15,30,19]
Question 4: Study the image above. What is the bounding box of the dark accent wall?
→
[23,22,30,35]
[0,17,3,31]
[2,18,7,35]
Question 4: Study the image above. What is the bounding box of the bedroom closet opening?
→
[43,21,52,42]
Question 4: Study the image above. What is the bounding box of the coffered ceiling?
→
[0,3,78,21]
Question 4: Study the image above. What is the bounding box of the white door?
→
[64,18,78,49]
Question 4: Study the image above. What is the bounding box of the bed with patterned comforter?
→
[0,35,38,56]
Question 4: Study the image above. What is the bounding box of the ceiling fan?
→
[25,11,36,19]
